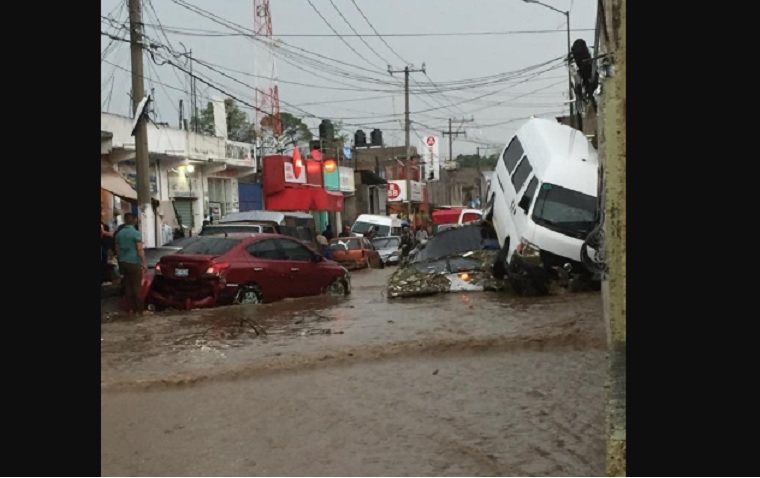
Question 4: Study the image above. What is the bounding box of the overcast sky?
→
[101,0,597,158]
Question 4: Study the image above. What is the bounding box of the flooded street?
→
[101,268,607,476]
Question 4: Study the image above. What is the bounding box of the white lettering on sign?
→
[387,182,401,200]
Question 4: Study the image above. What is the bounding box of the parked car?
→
[371,236,402,266]
[121,236,204,310]
[150,235,351,309]
[328,237,384,270]
[200,224,276,236]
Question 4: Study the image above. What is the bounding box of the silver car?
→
[371,236,402,266]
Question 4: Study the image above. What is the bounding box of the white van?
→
[350,214,403,237]
[483,118,599,294]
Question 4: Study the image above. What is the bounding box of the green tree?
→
[191,99,256,143]
[455,153,498,170]
[261,112,312,146]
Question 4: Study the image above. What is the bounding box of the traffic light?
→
[354,129,367,147]
[370,129,383,146]
[319,119,334,141]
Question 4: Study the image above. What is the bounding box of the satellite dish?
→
[130,95,152,137]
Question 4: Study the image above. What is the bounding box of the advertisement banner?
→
[338,167,355,192]
[323,167,340,191]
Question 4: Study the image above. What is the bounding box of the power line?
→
[141,23,595,38]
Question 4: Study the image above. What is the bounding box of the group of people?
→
[101,207,149,316]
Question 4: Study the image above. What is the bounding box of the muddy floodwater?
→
[101,268,607,476]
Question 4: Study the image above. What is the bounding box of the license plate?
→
[175,268,189,277]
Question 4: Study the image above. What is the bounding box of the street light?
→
[523,0,574,124]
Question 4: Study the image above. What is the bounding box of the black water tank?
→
[319,119,334,141]
[354,129,367,147]
[370,128,383,146]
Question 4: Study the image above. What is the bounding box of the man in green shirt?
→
[115,213,148,315]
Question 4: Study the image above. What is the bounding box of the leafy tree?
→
[455,153,498,170]
[191,99,256,143]
[261,112,312,146]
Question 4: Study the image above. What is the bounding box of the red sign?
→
[388,182,401,199]
[426,136,436,147]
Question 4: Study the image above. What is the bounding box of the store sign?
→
[284,162,306,184]
[420,134,441,181]
[338,166,355,192]
[387,180,423,202]
[323,166,340,191]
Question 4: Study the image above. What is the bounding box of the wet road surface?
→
[101,268,607,476]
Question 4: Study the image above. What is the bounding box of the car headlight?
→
[516,238,541,259]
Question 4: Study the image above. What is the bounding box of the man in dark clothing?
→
[399,226,414,259]
[323,224,334,241]
[338,224,351,237]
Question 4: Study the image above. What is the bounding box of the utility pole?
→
[442,117,473,206]
[389,63,426,219]
[476,146,481,200]
[128,0,152,245]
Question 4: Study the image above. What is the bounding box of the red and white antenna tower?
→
[253,0,281,137]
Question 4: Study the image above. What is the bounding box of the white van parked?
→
[350,214,403,237]
[483,118,599,294]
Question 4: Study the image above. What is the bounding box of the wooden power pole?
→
[389,64,426,218]
[128,0,152,244]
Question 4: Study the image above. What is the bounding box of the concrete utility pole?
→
[128,0,153,245]
[389,64,426,218]
[442,117,473,164]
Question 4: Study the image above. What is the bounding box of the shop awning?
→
[266,187,344,212]
[101,169,137,200]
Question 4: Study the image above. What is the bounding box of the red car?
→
[150,234,351,309]
[328,237,384,270]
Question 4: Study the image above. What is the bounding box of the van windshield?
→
[532,183,597,240]
[351,221,390,236]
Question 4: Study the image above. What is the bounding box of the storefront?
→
[262,154,344,216]
[168,166,202,231]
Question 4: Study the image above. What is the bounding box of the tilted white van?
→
[483,118,600,294]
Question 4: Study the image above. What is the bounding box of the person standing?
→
[338,224,351,238]
[323,224,334,241]
[115,213,148,315]
[415,226,429,245]
[101,210,114,286]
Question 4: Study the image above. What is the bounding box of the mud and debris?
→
[387,249,507,298]
[102,267,607,476]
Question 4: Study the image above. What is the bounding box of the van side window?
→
[502,137,524,174]
[511,156,533,192]
[519,176,539,211]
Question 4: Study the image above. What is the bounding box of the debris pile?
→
[386,250,508,298]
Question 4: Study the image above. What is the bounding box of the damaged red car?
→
[150,235,351,310]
